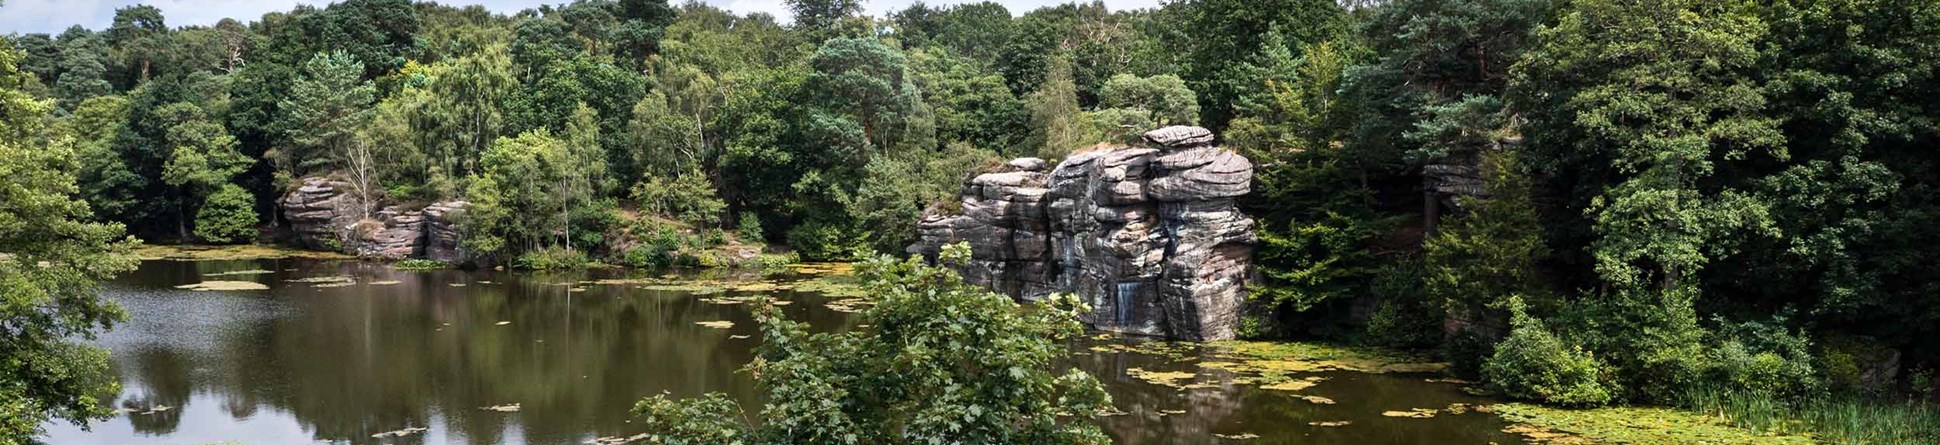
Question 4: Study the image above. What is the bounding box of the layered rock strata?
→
[912,126,1255,341]
[281,177,470,261]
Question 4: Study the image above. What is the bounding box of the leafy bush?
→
[1484,297,1612,406]
[631,170,725,229]
[621,246,671,269]
[735,213,764,243]
[1818,335,1898,396]
[1445,330,1496,380]
[747,253,799,272]
[1362,261,1441,349]
[1701,314,1819,399]
[194,184,258,244]
[786,221,872,261]
[512,247,591,270]
[632,244,1113,444]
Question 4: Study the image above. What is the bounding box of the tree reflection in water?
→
[43,258,1524,445]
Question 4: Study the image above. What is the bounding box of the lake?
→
[40,258,1525,444]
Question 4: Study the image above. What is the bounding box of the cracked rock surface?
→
[911,126,1256,341]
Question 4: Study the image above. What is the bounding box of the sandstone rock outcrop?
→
[281,176,471,262]
[911,126,1255,341]
[422,200,471,263]
[282,177,363,252]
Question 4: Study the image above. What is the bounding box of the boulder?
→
[910,126,1256,341]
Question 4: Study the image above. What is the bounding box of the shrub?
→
[1362,261,1441,349]
[512,247,590,270]
[1484,297,1612,406]
[1445,330,1496,380]
[747,253,799,271]
[631,170,725,229]
[622,246,671,269]
[194,184,258,244]
[1702,314,1819,399]
[1818,335,1898,396]
[736,213,764,243]
[631,244,1113,444]
[393,259,450,270]
[786,221,871,261]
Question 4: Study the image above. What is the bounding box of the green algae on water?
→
[1493,403,1816,445]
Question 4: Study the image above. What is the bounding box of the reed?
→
[1689,389,1940,445]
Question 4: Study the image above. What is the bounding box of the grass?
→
[1495,391,1940,445]
[1687,389,1940,445]
[392,259,451,270]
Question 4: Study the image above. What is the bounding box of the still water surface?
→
[41,259,1523,444]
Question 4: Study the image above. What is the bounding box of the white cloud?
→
[148,0,311,28]
[0,0,108,34]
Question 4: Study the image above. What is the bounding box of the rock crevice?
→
[912,126,1255,341]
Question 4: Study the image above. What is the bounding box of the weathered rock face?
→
[422,200,471,263]
[281,176,471,262]
[355,206,426,260]
[282,177,364,252]
[911,126,1256,341]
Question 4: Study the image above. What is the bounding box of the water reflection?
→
[42,259,1520,444]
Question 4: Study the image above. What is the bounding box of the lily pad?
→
[1381,408,1439,418]
[480,403,521,412]
[1127,367,1198,389]
[695,320,735,329]
[175,281,270,291]
[287,275,353,283]
[1309,421,1351,427]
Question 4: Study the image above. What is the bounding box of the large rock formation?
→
[281,177,471,261]
[912,126,1255,341]
[282,177,364,252]
[422,200,471,263]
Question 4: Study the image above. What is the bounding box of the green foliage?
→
[1424,149,1551,329]
[278,51,376,180]
[0,40,141,440]
[1688,389,1940,445]
[192,184,257,244]
[633,245,1113,444]
[1026,55,1088,158]
[1247,152,1384,316]
[808,37,926,153]
[734,213,764,243]
[1174,0,1347,128]
[1484,298,1613,406]
[632,171,725,229]
[1097,73,1198,126]
[463,128,607,259]
[785,220,871,262]
[1361,261,1441,349]
[1701,315,1819,399]
[392,259,450,270]
[512,246,592,270]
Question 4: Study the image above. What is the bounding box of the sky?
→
[0,0,1163,35]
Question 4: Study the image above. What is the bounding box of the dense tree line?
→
[5,0,1939,434]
